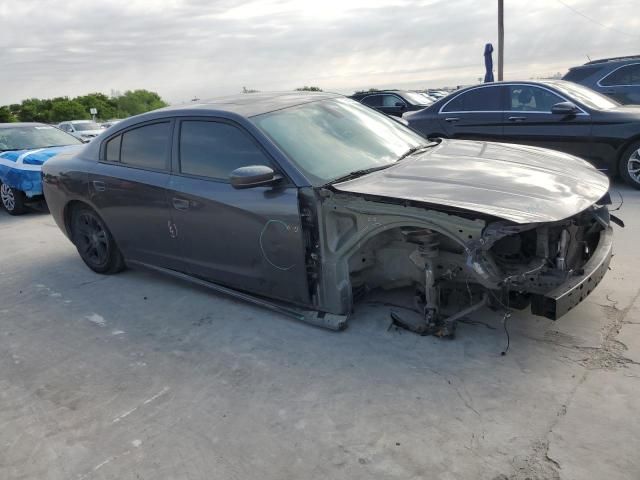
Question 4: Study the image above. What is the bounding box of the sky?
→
[0,0,638,105]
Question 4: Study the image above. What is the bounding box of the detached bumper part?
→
[531,227,613,320]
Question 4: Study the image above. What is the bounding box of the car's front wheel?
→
[620,141,640,189]
[0,183,27,215]
[71,206,125,274]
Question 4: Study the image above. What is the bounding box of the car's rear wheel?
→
[619,141,640,189]
[0,183,27,215]
[71,206,125,274]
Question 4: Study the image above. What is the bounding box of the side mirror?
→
[551,101,579,115]
[229,165,281,189]
[395,102,406,109]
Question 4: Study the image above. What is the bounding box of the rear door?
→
[437,85,505,140]
[90,120,181,269]
[166,118,310,305]
[597,63,640,105]
[501,84,592,160]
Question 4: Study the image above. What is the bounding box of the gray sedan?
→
[42,92,616,336]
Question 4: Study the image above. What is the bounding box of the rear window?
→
[563,66,601,83]
[120,122,171,170]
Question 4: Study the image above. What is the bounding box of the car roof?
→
[351,90,414,97]
[157,91,343,118]
[438,80,571,96]
[67,120,96,124]
[583,54,640,65]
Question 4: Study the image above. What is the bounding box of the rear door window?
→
[441,87,502,112]
[600,64,640,86]
[120,122,171,171]
[179,121,271,181]
[362,95,383,107]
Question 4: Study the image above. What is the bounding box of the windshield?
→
[552,81,619,110]
[73,122,102,131]
[0,125,82,151]
[404,92,433,106]
[252,98,428,185]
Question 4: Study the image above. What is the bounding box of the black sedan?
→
[42,92,615,336]
[404,80,640,189]
[350,90,433,117]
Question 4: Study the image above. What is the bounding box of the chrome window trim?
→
[596,62,640,87]
[438,83,589,115]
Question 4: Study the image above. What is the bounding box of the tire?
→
[71,206,125,274]
[0,183,27,215]
[619,141,640,189]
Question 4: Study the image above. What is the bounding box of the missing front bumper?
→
[531,227,614,320]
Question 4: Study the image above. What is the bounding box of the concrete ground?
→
[1,184,639,480]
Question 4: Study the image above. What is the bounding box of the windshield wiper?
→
[328,164,395,185]
[396,143,434,162]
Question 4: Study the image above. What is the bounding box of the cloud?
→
[0,0,637,104]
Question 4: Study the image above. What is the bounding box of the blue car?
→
[0,123,83,215]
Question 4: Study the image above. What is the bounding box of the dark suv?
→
[563,55,640,105]
[350,90,433,117]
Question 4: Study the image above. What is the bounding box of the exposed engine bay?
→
[304,189,615,337]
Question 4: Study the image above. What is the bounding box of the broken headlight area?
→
[341,203,613,338]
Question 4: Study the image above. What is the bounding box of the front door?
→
[167,118,310,306]
[500,85,592,160]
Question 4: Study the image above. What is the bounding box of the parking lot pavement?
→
[1,184,639,480]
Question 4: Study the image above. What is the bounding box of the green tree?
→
[114,90,167,117]
[2,89,168,124]
[295,86,323,92]
[49,98,89,123]
[75,93,118,120]
[0,106,17,122]
[17,98,51,122]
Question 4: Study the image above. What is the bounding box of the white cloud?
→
[0,0,637,104]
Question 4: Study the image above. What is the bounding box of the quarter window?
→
[442,87,502,112]
[508,86,563,112]
[120,122,171,170]
[179,121,271,180]
[105,135,121,162]
[600,64,640,86]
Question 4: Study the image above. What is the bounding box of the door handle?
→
[508,116,527,122]
[444,117,460,123]
[92,180,106,192]
[172,197,190,211]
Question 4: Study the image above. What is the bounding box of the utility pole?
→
[498,0,504,81]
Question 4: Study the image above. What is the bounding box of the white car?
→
[57,120,104,142]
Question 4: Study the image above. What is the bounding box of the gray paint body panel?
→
[333,139,610,224]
